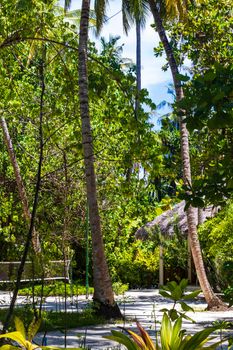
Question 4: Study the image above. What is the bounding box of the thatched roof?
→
[135,201,218,240]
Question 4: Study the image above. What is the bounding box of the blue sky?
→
[66,0,174,125]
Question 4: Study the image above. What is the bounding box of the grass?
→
[18,281,94,297]
[0,305,106,332]
[18,281,129,297]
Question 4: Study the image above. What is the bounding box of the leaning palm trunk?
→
[148,0,225,309]
[78,0,121,318]
[0,116,41,254]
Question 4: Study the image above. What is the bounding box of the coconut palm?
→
[147,0,225,310]
[66,0,121,318]
[94,0,225,310]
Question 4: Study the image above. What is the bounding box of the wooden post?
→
[159,244,164,286]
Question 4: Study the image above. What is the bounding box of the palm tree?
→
[95,0,225,309]
[69,0,121,318]
[121,1,149,118]
[148,0,225,310]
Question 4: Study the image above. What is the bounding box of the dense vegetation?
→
[0,0,232,322]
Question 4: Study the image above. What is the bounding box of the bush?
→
[0,305,105,332]
[198,202,233,290]
[112,281,129,295]
[18,281,94,297]
[108,240,160,288]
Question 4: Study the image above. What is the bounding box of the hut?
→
[135,201,218,285]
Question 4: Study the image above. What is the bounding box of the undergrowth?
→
[0,305,106,332]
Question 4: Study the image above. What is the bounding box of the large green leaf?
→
[0,332,27,348]
[104,330,139,350]
[180,301,194,312]
[14,317,26,339]
[182,327,217,350]
[183,290,201,300]
[176,73,190,82]
[159,290,172,299]
[179,279,189,290]
[28,318,41,342]
[0,345,19,350]
[170,317,182,350]
[171,285,183,301]
[160,313,172,350]
[136,322,156,350]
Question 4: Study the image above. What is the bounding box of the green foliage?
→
[162,229,188,281]
[164,0,233,207]
[105,313,224,350]
[198,202,233,291]
[179,64,233,132]
[108,240,160,288]
[0,315,83,350]
[178,0,233,68]
[223,286,233,307]
[159,279,201,321]
[0,316,45,350]
[0,8,163,285]
[0,307,105,333]
[18,282,94,297]
[112,282,129,296]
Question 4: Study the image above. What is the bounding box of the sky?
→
[67,0,173,124]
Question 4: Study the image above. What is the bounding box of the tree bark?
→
[0,116,41,254]
[148,0,225,309]
[135,19,141,119]
[3,51,45,331]
[78,0,121,318]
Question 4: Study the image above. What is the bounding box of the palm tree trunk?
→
[78,0,121,318]
[0,116,41,254]
[148,0,225,309]
[135,19,141,118]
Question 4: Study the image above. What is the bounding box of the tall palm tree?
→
[148,0,225,310]
[69,0,121,317]
[95,0,225,309]
[121,1,149,117]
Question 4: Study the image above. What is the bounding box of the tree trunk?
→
[78,0,121,318]
[3,51,45,331]
[148,0,225,309]
[0,116,41,254]
[135,19,141,119]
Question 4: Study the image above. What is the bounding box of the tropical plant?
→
[147,0,225,310]
[159,279,201,321]
[105,314,225,350]
[0,317,43,350]
[93,0,224,309]
[78,0,121,318]
[0,316,82,350]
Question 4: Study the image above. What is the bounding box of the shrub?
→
[198,202,233,290]
[108,241,160,288]
[18,282,94,297]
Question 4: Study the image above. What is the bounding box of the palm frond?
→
[64,0,72,12]
[122,0,150,34]
[95,0,109,34]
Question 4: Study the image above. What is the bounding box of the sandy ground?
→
[0,289,233,349]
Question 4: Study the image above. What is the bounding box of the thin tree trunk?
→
[3,51,45,331]
[148,0,225,309]
[78,0,121,318]
[0,117,41,254]
[135,19,141,119]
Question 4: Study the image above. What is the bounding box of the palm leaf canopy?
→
[94,0,150,34]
